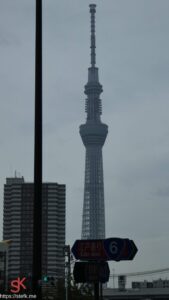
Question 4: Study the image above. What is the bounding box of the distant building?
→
[118,275,126,291]
[153,279,169,288]
[3,177,65,282]
[132,279,169,289]
[132,280,153,289]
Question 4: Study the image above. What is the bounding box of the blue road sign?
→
[104,238,138,261]
[71,238,138,261]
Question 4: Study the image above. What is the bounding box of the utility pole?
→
[64,245,71,300]
[32,0,42,298]
[94,282,99,300]
[112,268,115,289]
[100,283,103,300]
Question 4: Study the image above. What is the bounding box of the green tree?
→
[57,278,93,300]
[42,278,93,300]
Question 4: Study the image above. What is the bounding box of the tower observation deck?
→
[80,4,108,239]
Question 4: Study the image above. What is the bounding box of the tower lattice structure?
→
[80,4,108,239]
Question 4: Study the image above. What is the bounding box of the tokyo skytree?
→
[80,4,108,239]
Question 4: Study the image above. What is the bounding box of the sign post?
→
[94,282,99,300]
[71,237,138,299]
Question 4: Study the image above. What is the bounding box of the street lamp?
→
[32,0,42,298]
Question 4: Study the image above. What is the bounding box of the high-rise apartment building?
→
[3,177,65,281]
[80,4,108,239]
[0,240,9,290]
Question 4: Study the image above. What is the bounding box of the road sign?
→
[71,238,138,261]
[72,239,107,260]
[73,261,110,283]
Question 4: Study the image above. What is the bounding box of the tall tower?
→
[80,4,108,239]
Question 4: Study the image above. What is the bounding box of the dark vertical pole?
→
[100,283,103,300]
[68,246,71,300]
[64,245,71,300]
[32,0,42,297]
[4,252,6,291]
[94,282,99,300]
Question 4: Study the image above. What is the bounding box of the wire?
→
[110,268,169,278]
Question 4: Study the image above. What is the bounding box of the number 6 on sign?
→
[109,241,118,255]
[104,238,125,261]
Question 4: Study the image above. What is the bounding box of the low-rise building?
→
[132,279,169,289]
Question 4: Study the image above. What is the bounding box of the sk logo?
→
[10,277,27,293]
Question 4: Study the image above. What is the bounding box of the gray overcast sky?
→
[0,0,169,286]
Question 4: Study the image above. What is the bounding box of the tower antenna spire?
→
[89,4,96,67]
[80,4,108,241]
